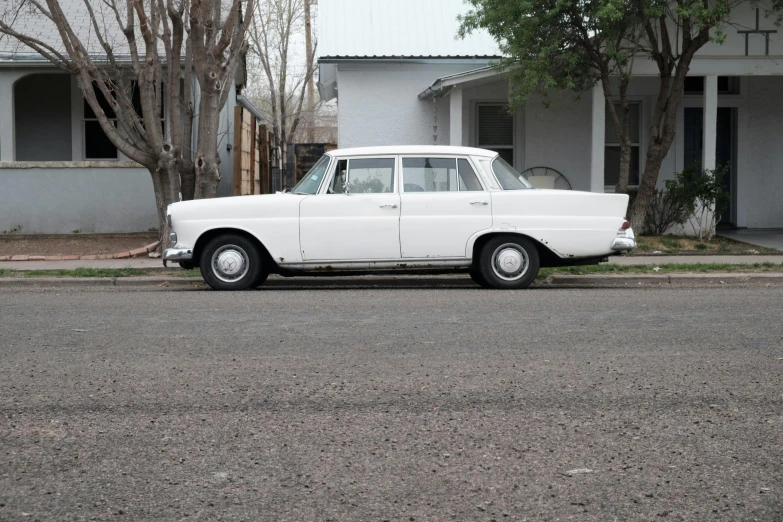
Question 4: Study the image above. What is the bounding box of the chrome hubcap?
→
[491,244,528,281]
[211,245,249,283]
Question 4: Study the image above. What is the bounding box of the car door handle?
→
[379,204,398,209]
[470,201,488,205]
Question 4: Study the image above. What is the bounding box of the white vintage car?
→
[164,146,635,290]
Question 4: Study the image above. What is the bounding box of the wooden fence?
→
[232,106,283,196]
[232,106,336,195]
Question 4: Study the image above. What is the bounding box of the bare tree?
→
[303,0,315,141]
[248,0,318,147]
[0,0,254,245]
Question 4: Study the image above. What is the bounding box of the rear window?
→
[492,157,532,190]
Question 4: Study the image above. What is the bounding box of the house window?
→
[684,76,740,94]
[84,86,118,159]
[83,82,165,160]
[605,103,640,186]
[477,104,513,165]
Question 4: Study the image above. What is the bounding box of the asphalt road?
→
[1,284,782,521]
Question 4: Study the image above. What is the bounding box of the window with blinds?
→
[477,104,514,165]
[604,103,640,187]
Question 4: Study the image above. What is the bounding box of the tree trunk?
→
[147,145,186,250]
[193,70,223,199]
[304,0,315,142]
[629,142,668,230]
[181,164,196,201]
[616,134,633,194]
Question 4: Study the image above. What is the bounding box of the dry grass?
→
[632,235,779,255]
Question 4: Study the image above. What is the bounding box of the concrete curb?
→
[3,273,783,289]
[545,273,783,287]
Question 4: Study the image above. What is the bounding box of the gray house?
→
[318,0,783,232]
[0,0,246,234]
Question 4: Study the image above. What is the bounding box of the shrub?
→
[667,163,730,241]
[643,186,692,236]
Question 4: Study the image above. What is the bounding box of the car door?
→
[299,156,401,261]
[399,156,492,258]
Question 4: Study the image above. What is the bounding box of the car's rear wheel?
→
[478,236,540,289]
[200,234,263,291]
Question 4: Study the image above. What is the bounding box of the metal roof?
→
[318,0,502,59]
[0,0,234,58]
[0,0,130,56]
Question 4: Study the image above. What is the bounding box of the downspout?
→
[418,79,444,100]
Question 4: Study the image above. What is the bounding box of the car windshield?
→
[492,157,532,190]
[292,155,330,194]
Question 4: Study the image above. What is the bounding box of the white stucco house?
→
[0,0,250,234]
[317,0,783,231]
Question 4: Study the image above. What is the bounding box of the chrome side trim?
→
[163,248,193,261]
[279,258,472,271]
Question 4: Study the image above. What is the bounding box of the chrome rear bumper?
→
[611,237,637,251]
[611,227,636,251]
[163,248,193,261]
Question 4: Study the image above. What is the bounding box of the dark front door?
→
[683,107,736,224]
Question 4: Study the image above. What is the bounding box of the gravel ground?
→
[0,233,159,257]
[1,286,782,521]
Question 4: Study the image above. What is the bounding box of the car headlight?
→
[169,232,177,246]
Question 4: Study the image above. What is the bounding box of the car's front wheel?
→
[478,236,540,289]
[200,234,263,291]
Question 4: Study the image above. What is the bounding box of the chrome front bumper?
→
[163,248,193,261]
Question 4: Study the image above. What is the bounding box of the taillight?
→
[620,220,631,230]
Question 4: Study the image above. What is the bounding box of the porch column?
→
[589,82,605,193]
[0,75,14,161]
[449,87,463,146]
[702,75,718,173]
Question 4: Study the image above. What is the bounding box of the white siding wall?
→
[337,63,487,148]
[0,164,157,233]
[742,76,783,227]
[522,92,593,191]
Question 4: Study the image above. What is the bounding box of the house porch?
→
[436,72,783,229]
[0,68,235,233]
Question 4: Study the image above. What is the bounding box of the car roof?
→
[326,145,499,158]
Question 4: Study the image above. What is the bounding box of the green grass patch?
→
[660,237,682,251]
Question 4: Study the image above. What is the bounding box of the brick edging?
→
[0,241,160,262]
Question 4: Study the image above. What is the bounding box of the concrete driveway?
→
[718,228,783,252]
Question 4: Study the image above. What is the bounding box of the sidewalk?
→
[1,254,782,271]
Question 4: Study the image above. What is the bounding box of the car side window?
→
[457,159,484,191]
[327,159,348,194]
[345,158,395,194]
[402,157,459,192]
